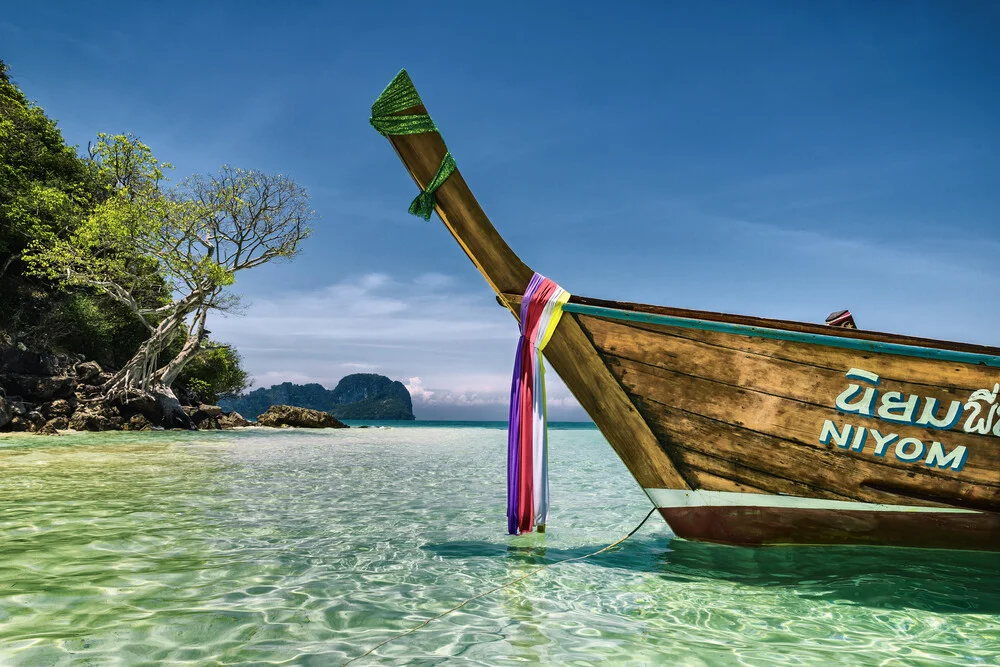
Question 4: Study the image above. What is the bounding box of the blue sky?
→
[3,2,998,419]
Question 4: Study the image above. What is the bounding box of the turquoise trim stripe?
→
[562,303,1000,368]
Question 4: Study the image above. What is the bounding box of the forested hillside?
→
[0,59,311,431]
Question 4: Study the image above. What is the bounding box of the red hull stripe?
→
[646,489,999,550]
[659,506,1000,550]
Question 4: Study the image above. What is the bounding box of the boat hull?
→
[370,69,1000,550]
[650,490,1000,550]
[572,309,1000,515]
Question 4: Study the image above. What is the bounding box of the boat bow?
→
[370,70,1000,550]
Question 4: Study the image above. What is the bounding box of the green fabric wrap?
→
[370,70,438,136]
[408,152,457,220]
[371,70,457,220]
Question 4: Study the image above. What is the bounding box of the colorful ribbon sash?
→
[507,273,570,534]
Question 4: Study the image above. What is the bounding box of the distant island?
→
[219,374,415,421]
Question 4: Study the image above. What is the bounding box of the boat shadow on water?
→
[423,535,1000,615]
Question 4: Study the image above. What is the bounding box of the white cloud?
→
[404,376,435,401]
[207,273,589,420]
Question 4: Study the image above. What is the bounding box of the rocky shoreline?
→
[0,347,347,435]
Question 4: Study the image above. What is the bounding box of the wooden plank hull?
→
[572,310,1000,549]
[370,70,1000,551]
[576,313,1000,507]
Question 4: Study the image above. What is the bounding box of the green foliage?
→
[183,378,214,405]
[0,60,159,366]
[328,395,415,421]
[0,60,101,259]
[24,136,313,306]
[41,291,153,368]
[1,59,307,396]
[22,132,182,302]
[176,343,251,404]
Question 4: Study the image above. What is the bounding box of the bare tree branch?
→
[24,135,314,398]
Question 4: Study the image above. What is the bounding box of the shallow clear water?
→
[0,424,998,665]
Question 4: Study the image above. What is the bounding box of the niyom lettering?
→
[819,420,968,471]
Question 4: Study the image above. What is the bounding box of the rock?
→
[220,375,415,421]
[152,389,192,429]
[185,404,224,429]
[68,410,110,432]
[75,361,103,384]
[328,374,414,420]
[123,414,154,431]
[0,373,76,401]
[24,410,46,432]
[256,405,347,429]
[122,392,157,418]
[174,384,200,406]
[198,404,223,418]
[0,347,79,402]
[0,346,75,376]
[6,397,26,416]
[217,411,251,429]
[98,405,123,430]
[47,416,69,430]
[42,399,73,418]
[68,411,92,431]
[37,416,68,435]
[120,386,193,430]
[0,396,11,430]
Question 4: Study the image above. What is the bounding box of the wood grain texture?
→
[608,354,1000,488]
[583,315,998,410]
[604,317,1000,391]
[570,314,1000,511]
[543,315,691,489]
[570,294,1000,357]
[642,399,995,509]
[504,293,1000,389]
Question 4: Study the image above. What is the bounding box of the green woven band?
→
[371,70,456,220]
[370,70,438,136]
[408,152,456,220]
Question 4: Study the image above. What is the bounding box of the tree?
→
[176,342,251,405]
[25,133,313,422]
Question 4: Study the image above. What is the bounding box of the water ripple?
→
[0,427,997,665]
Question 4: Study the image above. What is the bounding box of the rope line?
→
[342,507,659,666]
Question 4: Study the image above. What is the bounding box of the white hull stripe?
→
[644,489,980,514]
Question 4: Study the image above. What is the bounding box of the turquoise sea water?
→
[0,423,998,665]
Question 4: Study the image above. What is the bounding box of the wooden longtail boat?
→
[370,71,1000,551]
